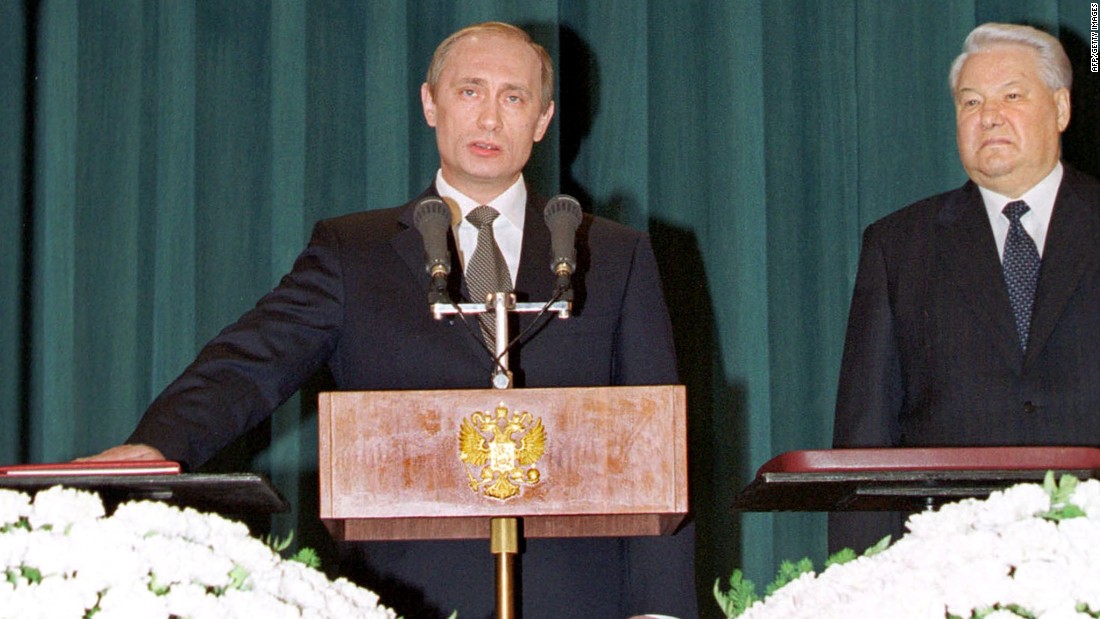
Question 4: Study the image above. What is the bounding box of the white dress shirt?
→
[434,170,526,288]
[979,162,1063,260]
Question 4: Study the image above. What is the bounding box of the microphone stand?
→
[430,291,571,619]
[431,296,571,389]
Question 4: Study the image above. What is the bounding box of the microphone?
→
[413,196,452,304]
[543,195,583,294]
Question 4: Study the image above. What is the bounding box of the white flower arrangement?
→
[716,473,1100,619]
[0,486,398,619]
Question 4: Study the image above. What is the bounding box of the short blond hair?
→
[425,22,555,112]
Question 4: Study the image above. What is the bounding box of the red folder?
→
[0,460,181,477]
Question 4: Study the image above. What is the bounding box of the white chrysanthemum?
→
[223,587,303,619]
[730,477,1100,619]
[211,528,279,574]
[0,487,397,618]
[110,499,189,536]
[162,582,227,618]
[20,529,84,576]
[978,483,1051,526]
[94,578,171,619]
[26,486,104,530]
[0,489,31,529]
[330,576,395,616]
[1069,480,1100,517]
[66,518,151,589]
[0,573,99,619]
[276,560,334,611]
[0,525,31,570]
[142,534,238,589]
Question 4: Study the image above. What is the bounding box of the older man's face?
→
[954,44,1070,198]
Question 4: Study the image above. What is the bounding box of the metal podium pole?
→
[432,292,571,618]
[489,291,517,619]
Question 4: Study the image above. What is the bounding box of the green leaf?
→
[1039,472,1088,522]
[20,566,42,584]
[227,564,249,591]
[864,535,892,557]
[290,547,322,570]
[1,518,30,534]
[764,558,814,596]
[264,531,294,553]
[1076,602,1100,617]
[148,573,170,596]
[824,547,857,568]
[713,570,759,618]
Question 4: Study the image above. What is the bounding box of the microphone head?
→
[413,197,451,276]
[543,194,583,228]
[413,196,450,231]
[544,195,582,275]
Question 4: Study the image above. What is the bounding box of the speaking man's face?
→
[421,33,554,204]
[954,44,1070,198]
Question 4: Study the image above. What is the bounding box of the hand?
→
[75,444,166,462]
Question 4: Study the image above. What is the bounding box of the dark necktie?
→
[465,205,513,349]
[1002,200,1040,351]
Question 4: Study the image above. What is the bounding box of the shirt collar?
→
[978,162,1063,223]
[433,170,527,231]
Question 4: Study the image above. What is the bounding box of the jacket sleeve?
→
[832,223,904,448]
[127,221,345,470]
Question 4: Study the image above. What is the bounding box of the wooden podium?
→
[318,385,688,539]
[318,384,687,617]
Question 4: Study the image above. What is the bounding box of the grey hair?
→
[948,23,1072,93]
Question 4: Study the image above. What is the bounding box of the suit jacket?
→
[127,186,695,619]
[830,164,1100,551]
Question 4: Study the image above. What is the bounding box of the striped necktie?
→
[465,205,513,349]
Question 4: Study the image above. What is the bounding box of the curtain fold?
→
[3,1,1097,614]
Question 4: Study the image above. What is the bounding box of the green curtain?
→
[3,1,1098,615]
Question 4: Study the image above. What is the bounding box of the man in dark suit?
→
[84,22,696,619]
[831,22,1100,553]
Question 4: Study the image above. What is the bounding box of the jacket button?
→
[1023,401,1038,414]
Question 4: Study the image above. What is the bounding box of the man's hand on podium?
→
[75,444,166,462]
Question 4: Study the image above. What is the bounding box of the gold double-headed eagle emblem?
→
[458,404,546,500]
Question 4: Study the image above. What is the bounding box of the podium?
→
[318,385,687,538]
[733,446,1100,513]
[317,385,687,617]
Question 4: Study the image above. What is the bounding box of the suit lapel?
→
[391,188,490,364]
[393,195,431,290]
[1025,169,1100,367]
[937,182,1023,365]
[515,195,554,303]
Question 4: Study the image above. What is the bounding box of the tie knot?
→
[1003,200,1030,223]
[467,205,500,229]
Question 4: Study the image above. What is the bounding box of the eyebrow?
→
[453,76,533,96]
[957,79,1029,95]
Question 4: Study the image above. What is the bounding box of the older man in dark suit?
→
[84,21,696,619]
[831,22,1100,553]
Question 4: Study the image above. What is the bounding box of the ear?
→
[532,101,555,143]
[1054,87,1071,132]
[421,83,438,128]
